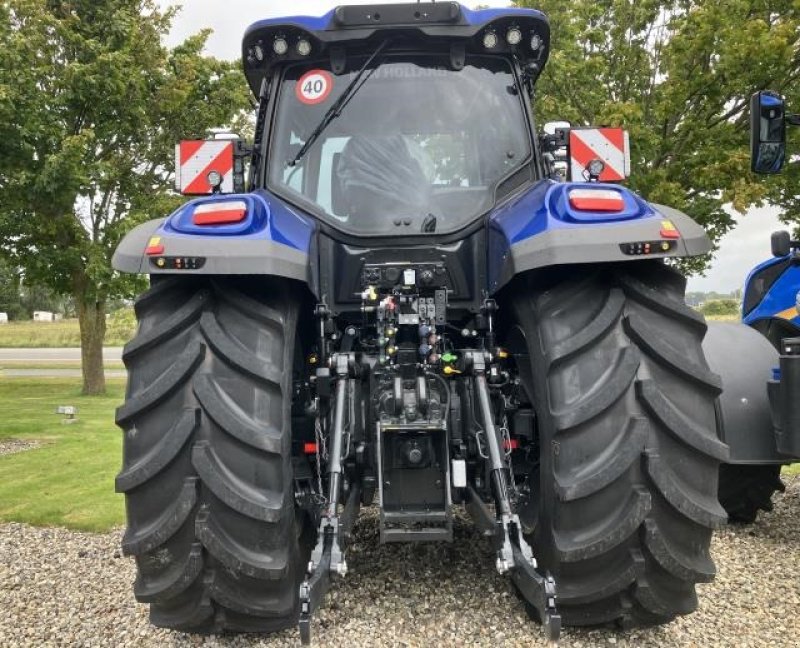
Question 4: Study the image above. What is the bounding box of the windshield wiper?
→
[288,39,391,168]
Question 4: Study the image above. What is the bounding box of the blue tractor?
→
[715,91,800,523]
[111,3,786,642]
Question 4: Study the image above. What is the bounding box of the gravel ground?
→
[0,439,42,457]
[2,477,800,648]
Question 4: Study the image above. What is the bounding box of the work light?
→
[587,159,606,178]
[273,37,289,56]
[207,170,223,190]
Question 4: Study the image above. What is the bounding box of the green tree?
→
[699,298,741,317]
[0,259,25,320]
[519,0,800,271]
[0,0,250,393]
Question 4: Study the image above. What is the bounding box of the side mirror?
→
[771,230,792,257]
[750,91,786,174]
[175,138,250,195]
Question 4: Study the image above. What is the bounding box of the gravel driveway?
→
[2,477,799,648]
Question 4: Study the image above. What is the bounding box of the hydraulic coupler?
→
[465,351,561,642]
[299,353,358,645]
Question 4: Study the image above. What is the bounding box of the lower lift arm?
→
[466,351,561,642]
[299,353,358,644]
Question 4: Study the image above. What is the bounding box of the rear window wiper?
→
[288,39,391,168]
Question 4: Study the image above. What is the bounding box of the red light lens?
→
[192,200,248,226]
[569,189,625,212]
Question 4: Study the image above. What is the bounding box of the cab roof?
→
[241,2,550,95]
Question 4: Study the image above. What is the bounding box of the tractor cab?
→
[243,3,550,236]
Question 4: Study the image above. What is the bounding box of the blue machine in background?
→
[712,92,800,523]
[743,232,800,346]
[743,92,800,460]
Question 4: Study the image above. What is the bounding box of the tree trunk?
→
[78,297,107,395]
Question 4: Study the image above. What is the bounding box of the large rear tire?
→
[116,276,308,633]
[509,262,729,627]
[718,463,785,524]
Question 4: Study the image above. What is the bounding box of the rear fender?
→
[702,322,785,464]
[487,180,711,292]
[112,190,318,294]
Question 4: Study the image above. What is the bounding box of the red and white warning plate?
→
[175,140,235,195]
[569,128,631,183]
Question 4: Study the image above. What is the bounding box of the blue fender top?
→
[486,180,712,292]
[111,189,318,288]
[161,191,315,251]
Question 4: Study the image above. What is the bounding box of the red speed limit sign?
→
[296,70,334,105]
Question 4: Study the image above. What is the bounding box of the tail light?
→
[192,200,248,226]
[568,188,625,212]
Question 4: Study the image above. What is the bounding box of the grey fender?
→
[702,321,785,464]
[112,218,316,291]
[491,203,711,292]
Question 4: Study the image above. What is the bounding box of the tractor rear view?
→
[110,3,785,642]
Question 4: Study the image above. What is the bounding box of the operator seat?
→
[337,135,433,228]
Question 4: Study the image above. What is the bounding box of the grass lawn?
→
[783,463,800,476]
[0,320,84,347]
[0,361,126,370]
[0,317,134,348]
[0,377,125,532]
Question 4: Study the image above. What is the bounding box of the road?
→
[0,348,123,362]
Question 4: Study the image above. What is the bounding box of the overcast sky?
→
[157,0,786,293]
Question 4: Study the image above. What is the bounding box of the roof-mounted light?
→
[506,27,522,46]
[482,31,498,50]
[296,39,312,56]
[273,37,288,56]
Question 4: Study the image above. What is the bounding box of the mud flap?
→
[702,322,782,463]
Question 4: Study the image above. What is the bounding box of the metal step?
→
[381,510,450,524]
[380,525,453,543]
